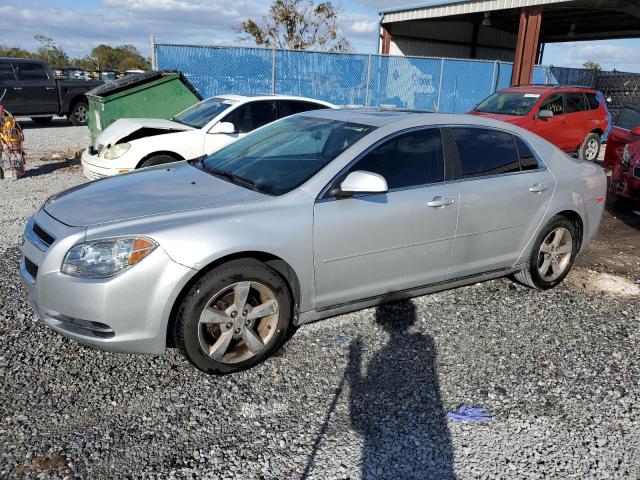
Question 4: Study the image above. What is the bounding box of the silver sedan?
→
[20,109,607,373]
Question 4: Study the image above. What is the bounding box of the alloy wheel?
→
[197,281,279,364]
[537,227,573,282]
[585,138,599,161]
[74,104,88,124]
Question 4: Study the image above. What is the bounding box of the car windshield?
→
[474,92,541,116]
[199,115,376,196]
[173,98,234,128]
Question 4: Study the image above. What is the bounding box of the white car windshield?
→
[173,98,234,128]
[199,116,376,196]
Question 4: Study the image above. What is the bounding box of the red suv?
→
[604,104,640,201]
[470,85,610,161]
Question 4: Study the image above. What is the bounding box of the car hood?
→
[44,162,267,227]
[94,118,194,147]
[468,110,526,124]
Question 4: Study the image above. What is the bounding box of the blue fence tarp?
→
[155,43,557,113]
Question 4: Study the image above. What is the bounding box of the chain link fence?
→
[154,42,555,113]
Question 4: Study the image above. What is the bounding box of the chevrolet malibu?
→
[20,110,607,374]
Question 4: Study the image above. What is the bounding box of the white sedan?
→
[81,94,334,179]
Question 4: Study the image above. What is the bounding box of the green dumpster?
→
[86,71,202,142]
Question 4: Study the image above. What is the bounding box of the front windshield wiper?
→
[200,164,261,192]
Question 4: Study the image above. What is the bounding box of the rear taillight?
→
[622,144,632,168]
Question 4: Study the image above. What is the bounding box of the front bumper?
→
[19,209,195,354]
[610,163,640,200]
[81,149,131,180]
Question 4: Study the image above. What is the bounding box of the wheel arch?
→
[67,95,87,113]
[551,209,584,251]
[166,251,301,348]
[136,151,185,169]
[590,128,604,136]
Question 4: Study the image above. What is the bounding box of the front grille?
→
[24,257,39,279]
[32,223,55,247]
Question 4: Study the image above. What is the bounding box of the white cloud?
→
[0,1,379,57]
[545,42,640,72]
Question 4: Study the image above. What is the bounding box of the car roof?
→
[501,85,597,94]
[0,57,44,63]
[299,108,474,127]
[216,93,333,106]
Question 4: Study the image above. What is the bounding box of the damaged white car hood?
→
[93,118,195,147]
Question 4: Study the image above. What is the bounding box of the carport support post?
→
[150,35,156,71]
[511,8,542,86]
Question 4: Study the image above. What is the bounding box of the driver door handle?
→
[530,183,549,193]
[427,196,455,208]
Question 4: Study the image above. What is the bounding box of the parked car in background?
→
[81,94,334,179]
[604,104,640,202]
[22,110,606,373]
[54,67,92,81]
[470,85,610,161]
[0,58,102,125]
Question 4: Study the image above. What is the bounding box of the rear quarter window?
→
[585,93,600,110]
[0,62,15,81]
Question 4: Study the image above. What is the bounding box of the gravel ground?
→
[1,127,639,479]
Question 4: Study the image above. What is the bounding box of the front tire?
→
[68,100,88,126]
[514,216,578,290]
[579,133,601,162]
[176,259,292,374]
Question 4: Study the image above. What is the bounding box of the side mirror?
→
[632,127,640,136]
[538,110,554,120]
[209,121,235,134]
[336,171,388,197]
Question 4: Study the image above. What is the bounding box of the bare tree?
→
[238,0,351,52]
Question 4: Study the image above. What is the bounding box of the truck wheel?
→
[68,100,88,126]
[31,117,53,124]
[579,133,601,162]
[139,155,178,168]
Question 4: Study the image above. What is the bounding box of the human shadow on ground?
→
[348,300,455,479]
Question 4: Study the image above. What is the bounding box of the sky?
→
[2,0,640,73]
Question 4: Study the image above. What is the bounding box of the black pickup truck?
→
[0,58,103,125]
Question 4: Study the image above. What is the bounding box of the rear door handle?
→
[427,196,455,208]
[45,86,55,90]
[12,86,22,90]
[530,183,549,193]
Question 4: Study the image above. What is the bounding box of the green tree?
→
[583,60,601,71]
[33,34,69,67]
[238,0,351,52]
[0,45,33,58]
[90,44,150,70]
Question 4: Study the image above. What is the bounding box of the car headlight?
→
[61,237,157,278]
[103,143,130,160]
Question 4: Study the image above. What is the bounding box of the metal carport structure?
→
[378,0,640,85]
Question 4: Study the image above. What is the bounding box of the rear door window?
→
[16,62,49,81]
[539,94,564,116]
[223,100,277,133]
[451,128,520,178]
[278,100,327,118]
[565,93,586,114]
[616,107,640,131]
[350,128,444,190]
[0,62,16,81]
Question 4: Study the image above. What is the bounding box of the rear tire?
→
[176,259,292,374]
[139,155,178,168]
[68,100,88,126]
[514,216,578,290]
[579,133,601,162]
[31,117,53,124]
